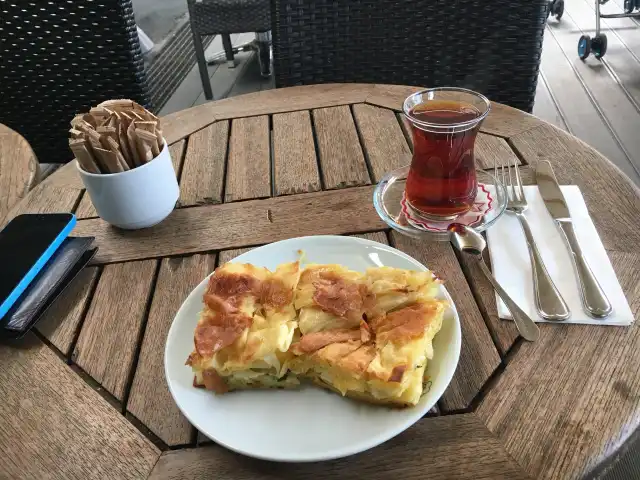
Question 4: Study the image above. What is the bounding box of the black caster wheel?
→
[554,0,564,19]
[592,34,608,59]
[548,0,564,19]
[578,34,591,60]
[624,0,634,13]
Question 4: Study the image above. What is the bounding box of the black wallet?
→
[1,237,97,339]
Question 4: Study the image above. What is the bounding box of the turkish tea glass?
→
[403,87,491,221]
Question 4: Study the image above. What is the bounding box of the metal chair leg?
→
[192,30,213,100]
[206,32,272,77]
[256,31,272,77]
[221,33,235,68]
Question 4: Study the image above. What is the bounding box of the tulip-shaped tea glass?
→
[403,87,491,221]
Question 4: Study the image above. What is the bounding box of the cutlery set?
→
[450,159,613,342]
[536,162,612,319]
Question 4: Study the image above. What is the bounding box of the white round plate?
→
[165,235,461,462]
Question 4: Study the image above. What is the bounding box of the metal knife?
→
[536,161,613,318]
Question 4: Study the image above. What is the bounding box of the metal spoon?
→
[449,224,540,342]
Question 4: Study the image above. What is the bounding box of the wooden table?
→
[1,84,639,480]
[0,123,39,222]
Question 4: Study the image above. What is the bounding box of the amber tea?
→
[403,89,490,221]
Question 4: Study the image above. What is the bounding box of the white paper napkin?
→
[486,185,634,325]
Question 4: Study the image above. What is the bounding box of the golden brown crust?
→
[293,329,361,354]
[260,277,293,309]
[207,264,293,312]
[206,270,261,308]
[194,308,252,357]
[372,302,441,344]
[310,271,369,320]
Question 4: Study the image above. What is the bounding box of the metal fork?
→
[495,156,571,321]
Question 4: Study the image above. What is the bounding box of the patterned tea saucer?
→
[373,166,507,241]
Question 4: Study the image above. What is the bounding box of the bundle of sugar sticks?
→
[69,99,163,174]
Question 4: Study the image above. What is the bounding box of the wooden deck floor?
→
[536,0,640,185]
[162,0,640,186]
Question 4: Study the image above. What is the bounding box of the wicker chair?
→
[187,0,271,100]
[270,0,548,112]
[0,0,150,164]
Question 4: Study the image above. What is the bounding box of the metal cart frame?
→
[578,0,640,59]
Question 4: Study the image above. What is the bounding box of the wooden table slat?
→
[73,260,157,401]
[151,414,526,480]
[36,267,100,357]
[0,125,39,221]
[458,248,519,356]
[225,116,271,202]
[42,161,82,189]
[196,430,212,446]
[161,83,374,146]
[391,233,502,411]
[0,334,159,480]
[272,110,321,195]
[352,103,412,182]
[128,254,215,446]
[609,251,640,315]
[219,247,256,264]
[312,105,370,189]
[72,186,385,264]
[178,121,229,207]
[475,133,523,170]
[397,112,413,151]
[353,231,388,244]
[75,192,97,220]
[169,139,187,179]
[1,182,82,228]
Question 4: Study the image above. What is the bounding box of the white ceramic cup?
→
[77,140,179,230]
